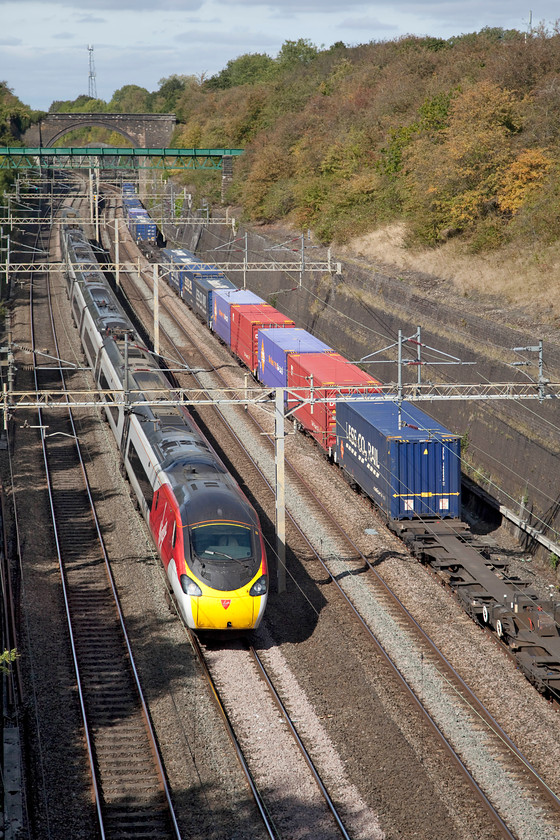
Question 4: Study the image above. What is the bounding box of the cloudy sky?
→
[0,1,554,110]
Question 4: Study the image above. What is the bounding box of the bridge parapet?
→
[23,113,176,148]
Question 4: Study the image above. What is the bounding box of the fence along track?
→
[28,206,181,839]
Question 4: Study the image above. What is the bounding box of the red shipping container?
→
[230,304,295,373]
[287,352,382,452]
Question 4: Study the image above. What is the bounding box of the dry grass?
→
[340,223,560,326]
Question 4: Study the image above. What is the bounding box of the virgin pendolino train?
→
[60,211,268,631]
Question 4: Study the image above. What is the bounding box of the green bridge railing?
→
[0,147,244,170]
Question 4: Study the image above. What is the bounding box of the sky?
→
[0,1,555,111]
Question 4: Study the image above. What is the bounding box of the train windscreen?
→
[190,523,253,561]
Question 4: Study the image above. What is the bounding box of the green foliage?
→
[7,26,560,256]
[155,75,190,111]
[0,80,38,144]
[550,553,559,570]
[396,35,450,53]
[276,38,319,67]
[108,85,151,113]
[319,58,354,96]
[1,648,18,674]
[378,124,419,178]
[204,39,318,92]
[466,217,507,253]
[49,95,107,113]
[418,91,452,132]
[206,54,275,90]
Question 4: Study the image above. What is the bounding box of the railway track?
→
[190,631,355,839]
[99,191,361,838]
[247,641,353,839]
[107,205,560,839]
[24,194,182,839]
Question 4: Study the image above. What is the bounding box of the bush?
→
[466,217,507,253]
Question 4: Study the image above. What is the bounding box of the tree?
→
[403,81,523,241]
[156,75,191,111]
[49,94,95,113]
[206,54,274,90]
[0,81,36,143]
[276,39,319,68]
[107,85,151,113]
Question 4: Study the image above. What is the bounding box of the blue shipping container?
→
[123,197,142,215]
[127,208,151,227]
[180,260,222,307]
[160,248,180,293]
[131,217,157,243]
[160,249,197,294]
[212,289,264,345]
[257,328,332,390]
[183,271,236,328]
[127,206,147,216]
[335,400,461,520]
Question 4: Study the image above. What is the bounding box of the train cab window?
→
[190,523,252,561]
[172,522,177,548]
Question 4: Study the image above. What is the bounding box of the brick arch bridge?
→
[23,113,176,147]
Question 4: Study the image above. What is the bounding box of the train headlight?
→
[249,575,268,597]
[180,574,202,597]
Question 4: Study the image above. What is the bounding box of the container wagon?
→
[160,248,197,295]
[212,289,265,346]
[257,328,333,394]
[286,352,382,453]
[129,212,157,244]
[335,400,461,520]
[123,196,143,216]
[179,261,235,328]
[230,304,295,375]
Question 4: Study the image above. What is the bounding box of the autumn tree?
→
[403,82,523,243]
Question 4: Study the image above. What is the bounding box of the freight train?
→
[122,183,157,244]
[60,215,268,632]
[133,201,560,696]
[157,244,466,521]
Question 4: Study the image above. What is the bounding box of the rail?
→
[28,203,182,839]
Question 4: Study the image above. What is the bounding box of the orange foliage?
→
[497,148,553,214]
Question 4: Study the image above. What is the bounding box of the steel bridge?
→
[0,147,244,170]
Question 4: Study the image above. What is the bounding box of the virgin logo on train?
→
[157,508,169,549]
